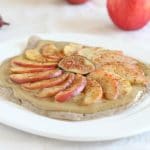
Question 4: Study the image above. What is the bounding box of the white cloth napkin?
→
[0,0,150,149]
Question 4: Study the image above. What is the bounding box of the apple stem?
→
[0,16,10,28]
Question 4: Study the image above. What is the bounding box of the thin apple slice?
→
[11,58,58,68]
[58,55,95,74]
[117,76,132,96]
[93,52,138,67]
[55,74,87,102]
[10,69,62,84]
[25,49,60,63]
[22,73,69,89]
[41,43,63,61]
[41,43,58,55]
[99,73,119,100]
[88,70,119,100]
[82,78,103,105]
[78,47,123,60]
[37,73,75,98]
[101,63,147,85]
[63,43,83,56]
[25,49,47,62]
[10,66,55,73]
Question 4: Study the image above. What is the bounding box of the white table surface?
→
[0,0,150,149]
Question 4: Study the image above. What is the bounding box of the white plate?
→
[0,33,150,142]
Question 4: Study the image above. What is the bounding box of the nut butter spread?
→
[0,39,150,115]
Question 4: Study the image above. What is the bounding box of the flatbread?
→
[0,36,150,121]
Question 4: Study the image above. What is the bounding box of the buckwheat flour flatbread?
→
[0,36,150,121]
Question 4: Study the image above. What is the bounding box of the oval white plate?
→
[0,33,150,142]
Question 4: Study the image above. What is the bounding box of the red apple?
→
[107,0,150,30]
[67,0,88,4]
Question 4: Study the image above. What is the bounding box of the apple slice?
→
[25,49,47,62]
[37,73,75,98]
[58,55,95,74]
[41,43,63,61]
[25,49,60,63]
[93,53,138,67]
[78,47,123,60]
[55,74,87,102]
[11,58,58,68]
[63,43,83,56]
[10,66,55,73]
[10,69,63,84]
[117,76,132,96]
[101,63,147,85]
[89,69,133,99]
[41,43,58,55]
[88,70,119,100]
[82,78,103,105]
[22,73,69,89]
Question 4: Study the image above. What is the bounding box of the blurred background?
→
[1,0,149,42]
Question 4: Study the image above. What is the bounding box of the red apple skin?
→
[37,73,75,98]
[107,0,150,30]
[55,74,87,102]
[10,66,56,73]
[10,69,62,84]
[22,73,69,89]
[67,0,88,4]
[11,59,57,68]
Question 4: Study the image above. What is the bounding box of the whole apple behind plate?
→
[66,0,88,4]
[107,0,150,30]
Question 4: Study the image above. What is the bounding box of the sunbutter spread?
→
[0,40,150,114]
